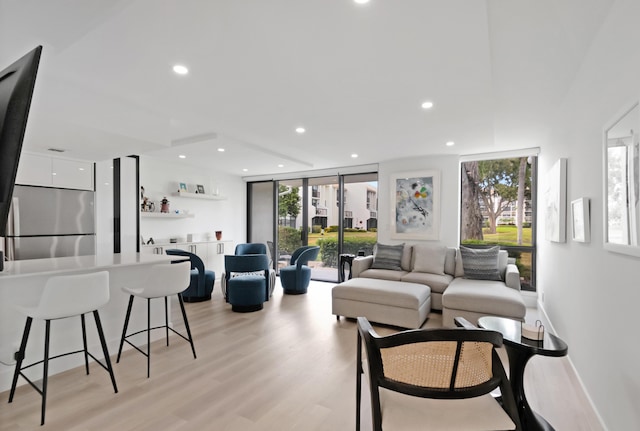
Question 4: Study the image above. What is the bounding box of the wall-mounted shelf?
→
[141,212,194,219]
[171,191,227,200]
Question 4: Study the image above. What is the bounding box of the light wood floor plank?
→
[0,279,602,430]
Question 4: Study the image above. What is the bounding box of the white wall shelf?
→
[171,191,227,200]
[141,212,194,219]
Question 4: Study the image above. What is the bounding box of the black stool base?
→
[232,303,264,312]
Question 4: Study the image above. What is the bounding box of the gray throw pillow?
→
[459,246,502,281]
[371,243,404,271]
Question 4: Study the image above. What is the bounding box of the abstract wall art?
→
[390,170,440,240]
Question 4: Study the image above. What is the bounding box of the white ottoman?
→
[332,278,431,329]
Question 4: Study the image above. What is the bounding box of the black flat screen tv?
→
[0,46,42,237]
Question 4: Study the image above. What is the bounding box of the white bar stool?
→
[8,271,118,426]
[116,261,195,377]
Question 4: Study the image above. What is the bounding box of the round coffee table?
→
[478,316,568,431]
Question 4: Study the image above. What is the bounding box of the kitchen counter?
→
[0,253,172,278]
[0,252,176,391]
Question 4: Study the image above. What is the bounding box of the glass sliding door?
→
[341,173,378,259]
[247,170,378,284]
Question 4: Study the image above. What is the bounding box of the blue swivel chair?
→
[225,254,270,312]
[279,246,320,295]
[235,242,268,256]
[165,249,215,302]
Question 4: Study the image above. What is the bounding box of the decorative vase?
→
[160,197,170,213]
[215,231,222,240]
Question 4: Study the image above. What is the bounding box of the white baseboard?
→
[537,302,609,431]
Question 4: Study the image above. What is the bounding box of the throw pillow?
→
[371,243,405,271]
[459,246,502,281]
[412,245,446,275]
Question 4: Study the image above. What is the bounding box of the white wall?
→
[536,0,640,429]
[139,156,246,245]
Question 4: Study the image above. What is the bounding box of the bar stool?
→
[8,271,118,426]
[116,261,195,377]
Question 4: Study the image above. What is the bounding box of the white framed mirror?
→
[603,102,640,257]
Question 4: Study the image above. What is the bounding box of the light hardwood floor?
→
[0,279,603,430]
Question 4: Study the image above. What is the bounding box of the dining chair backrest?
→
[33,271,110,320]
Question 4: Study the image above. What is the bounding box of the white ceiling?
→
[0,0,613,177]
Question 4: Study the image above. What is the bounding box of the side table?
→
[478,316,568,431]
[338,254,355,283]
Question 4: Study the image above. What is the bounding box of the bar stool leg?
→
[93,310,118,393]
[8,317,32,403]
[81,314,90,375]
[178,294,196,359]
[117,295,134,363]
[41,320,51,426]
[147,298,151,378]
[164,296,169,346]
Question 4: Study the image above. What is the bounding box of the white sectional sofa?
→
[349,244,526,327]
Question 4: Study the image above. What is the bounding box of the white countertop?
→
[0,253,174,279]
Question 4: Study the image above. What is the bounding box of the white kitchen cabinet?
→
[52,158,94,190]
[15,153,94,190]
[207,240,233,275]
[15,153,53,187]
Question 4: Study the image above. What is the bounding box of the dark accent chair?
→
[222,243,276,298]
[356,316,521,431]
[224,254,270,312]
[279,245,320,295]
[165,249,215,302]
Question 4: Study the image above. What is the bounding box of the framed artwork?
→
[196,184,205,194]
[544,158,567,243]
[571,197,591,243]
[390,170,440,240]
[179,182,187,192]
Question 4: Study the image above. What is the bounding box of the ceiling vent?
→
[47,148,66,152]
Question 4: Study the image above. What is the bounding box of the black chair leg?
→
[8,317,32,403]
[178,294,196,359]
[81,314,90,375]
[41,320,51,426]
[93,310,118,393]
[147,298,151,378]
[117,295,134,363]
[165,296,169,346]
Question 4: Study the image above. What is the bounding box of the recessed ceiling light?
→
[278,164,284,168]
[446,141,455,147]
[52,172,57,176]
[295,127,306,134]
[173,64,189,75]
[104,182,110,186]
[218,148,225,152]
[421,101,434,109]
[242,168,248,172]
[354,0,370,4]
[351,153,359,158]
[78,167,85,171]
[179,154,186,159]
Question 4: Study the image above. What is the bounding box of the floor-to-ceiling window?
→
[247,171,378,283]
[459,154,537,291]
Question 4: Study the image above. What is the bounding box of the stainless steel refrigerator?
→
[4,185,96,260]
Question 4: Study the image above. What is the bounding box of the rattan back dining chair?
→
[356,317,521,431]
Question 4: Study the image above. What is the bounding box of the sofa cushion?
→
[443,247,456,276]
[332,278,431,309]
[360,268,408,282]
[371,243,405,270]
[401,272,453,295]
[401,244,413,271]
[411,245,446,275]
[459,246,502,281]
[443,278,526,318]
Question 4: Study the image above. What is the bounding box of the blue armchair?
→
[279,246,320,295]
[225,254,270,312]
[222,243,276,298]
[165,249,215,302]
